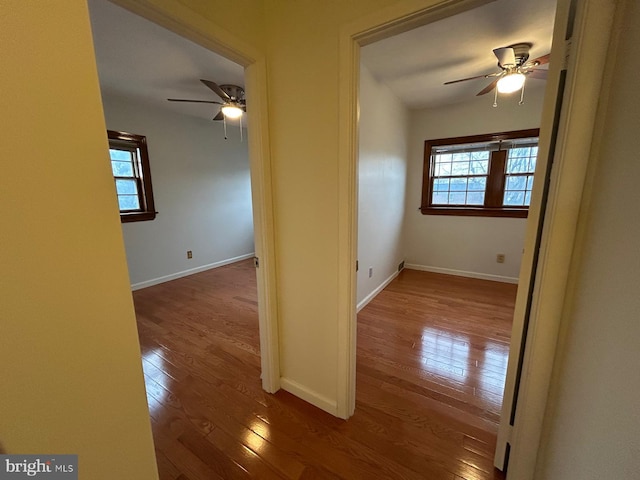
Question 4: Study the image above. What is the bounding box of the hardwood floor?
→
[133,260,516,479]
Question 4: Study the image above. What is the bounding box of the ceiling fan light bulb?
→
[221,105,243,119]
[497,73,526,94]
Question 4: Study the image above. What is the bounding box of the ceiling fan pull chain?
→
[519,81,526,105]
[223,114,228,140]
[240,114,243,142]
[493,87,498,108]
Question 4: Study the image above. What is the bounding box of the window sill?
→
[120,211,157,223]
[420,206,528,218]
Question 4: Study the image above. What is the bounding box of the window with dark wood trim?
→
[108,130,157,223]
[421,128,540,218]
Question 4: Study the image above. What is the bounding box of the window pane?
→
[111,160,134,177]
[434,178,450,192]
[470,151,490,161]
[509,147,530,158]
[506,156,530,173]
[469,160,488,174]
[504,190,525,206]
[451,161,470,175]
[110,148,132,161]
[435,162,451,176]
[506,175,527,190]
[116,179,138,195]
[118,194,140,211]
[466,192,485,205]
[432,192,449,205]
[452,152,469,162]
[449,192,466,204]
[507,144,537,174]
[468,177,486,191]
[450,178,468,191]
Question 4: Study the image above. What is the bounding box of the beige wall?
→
[0,1,157,478]
[260,0,403,408]
[176,0,266,48]
[536,0,640,477]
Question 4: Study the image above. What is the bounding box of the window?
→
[421,129,539,217]
[108,130,156,223]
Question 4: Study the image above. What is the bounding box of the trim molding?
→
[131,253,255,291]
[280,378,338,416]
[405,263,518,284]
[357,269,401,312]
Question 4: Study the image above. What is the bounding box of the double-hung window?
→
[108,130,156,223]
[421,129,539,217]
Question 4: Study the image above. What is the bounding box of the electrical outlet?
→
[187,250,193,259]
[496,253,505,263]
[368,267,373,278]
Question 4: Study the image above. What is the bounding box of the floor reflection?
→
[420,327,469,380]
[141,347,169,413]
[420,327,510,399]
[478,343,509,397]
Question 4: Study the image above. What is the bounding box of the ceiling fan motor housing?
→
[219,84,245,102]
[501,42,532,68]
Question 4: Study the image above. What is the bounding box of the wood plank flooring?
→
[133,260,516,479]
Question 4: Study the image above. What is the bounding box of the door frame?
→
[337,1,618,479]
[498,0,618,477]
[109,0,281,393]
[336,0,498,420]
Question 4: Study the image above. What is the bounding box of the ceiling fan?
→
[444,43,550,98]
[167,79,246,120]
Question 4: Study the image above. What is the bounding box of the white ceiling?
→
[88,0,244,122]
[88,0,556,117]
[361,0,557,110]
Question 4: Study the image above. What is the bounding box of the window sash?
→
[107,130,156,223]
[421,129,540,217]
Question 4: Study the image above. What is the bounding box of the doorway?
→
[87,0,279,393]
[343,0,566,474]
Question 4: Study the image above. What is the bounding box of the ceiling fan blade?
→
[444,73,498,85]
[527,69,549,80]
[200,79,231,101]
[493,47,516,67]
[167,98,222,104]
[476,78,500,96]
[528,53,550,66]
[212,111,224,121]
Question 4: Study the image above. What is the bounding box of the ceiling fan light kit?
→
[221,104,243,119]
[443,43,550,108]
[167,79,247,139]
[497,71,526,94]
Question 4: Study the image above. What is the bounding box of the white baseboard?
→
[357,269,401,312]
[130,253,255,291]
[280,377,338,416]
[405,263,518,284]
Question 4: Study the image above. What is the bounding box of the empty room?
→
[355,0,556,477]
